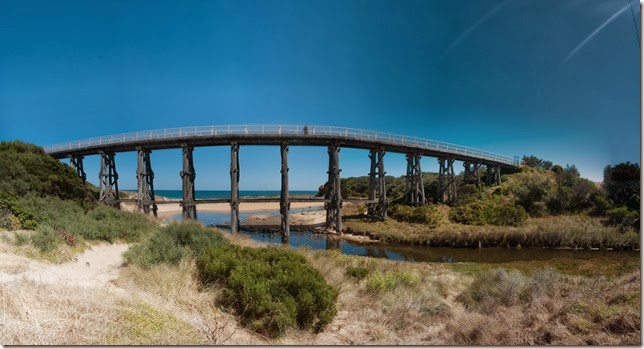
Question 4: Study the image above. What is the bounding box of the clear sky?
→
[0,0,640,190]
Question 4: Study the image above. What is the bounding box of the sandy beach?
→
[121,201,327,225]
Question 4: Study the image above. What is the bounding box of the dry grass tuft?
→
[0,280,118,345]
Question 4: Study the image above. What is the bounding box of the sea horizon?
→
[121,189,319,200]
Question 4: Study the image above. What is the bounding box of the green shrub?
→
[0,141,95,206]
[125,221,226,268]
[0,192,38,230]
[606,207,639,232]
[197,245,337,338]
[345,265,369,279]
[489,204,527,227]
[449,200,488,225]
[32,224,60,252]
[388,204,442,226]
[14,232,29,246]
[450,198,527,227]
[19,195,157,243]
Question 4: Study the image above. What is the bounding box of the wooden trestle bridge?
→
[44,125,518,237]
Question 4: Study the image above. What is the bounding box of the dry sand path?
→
[0,243,128,288]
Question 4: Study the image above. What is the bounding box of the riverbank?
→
[343,215,640,250]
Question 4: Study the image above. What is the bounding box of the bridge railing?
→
[44,125,519,166]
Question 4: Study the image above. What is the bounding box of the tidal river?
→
[167,208,639,264]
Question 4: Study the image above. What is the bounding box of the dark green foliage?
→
[197,245,338,338]
[341,176,370,198]
[388,204,442,226]
[124,221,228,268]
[345,265,369,279]
[0,192,38,229]
[505,169,552,217]
[521,155,552,170]
[449,200,488,226]
[606,207,640,232]
[590,192,611,216]
[0,141,95,206]
[604,162,640,208]
[489,204,528,227]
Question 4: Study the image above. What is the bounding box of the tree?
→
[522,155,543,168]
[604,162,640,208]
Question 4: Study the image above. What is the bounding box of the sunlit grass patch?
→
[108,301,199,345]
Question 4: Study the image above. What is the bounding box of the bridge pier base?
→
[180,145,197,220]
[368,148,387,220]
[136,148,158,218]
[463,161,481,188]
[325,144,342,234]
[438,157,457,203]
[486,165,501,186]
[280,142,290,241]
[230,142,240,234]
[405,152,425,206]
[98,151,120,208]
[69,155,87,184]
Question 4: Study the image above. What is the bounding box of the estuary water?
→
[164,200,639,264]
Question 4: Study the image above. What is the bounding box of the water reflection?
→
[168,209,639,264]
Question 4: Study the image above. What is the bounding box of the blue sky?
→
[0,0,640,190]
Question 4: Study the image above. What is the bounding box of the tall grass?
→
[344,215,639,250]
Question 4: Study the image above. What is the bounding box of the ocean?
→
[125,189,319,199]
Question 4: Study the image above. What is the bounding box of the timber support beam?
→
[325,144,342,234]
[485,165,501,186]
[180,144,197,220]
[368,148,387,220]
[438,157,457,203]
[463,161,481,188]
[98,151,120,208]
[405,152,425,206]
[69,155,87,184]
[280,142,290,241]
[230,142,240,233]
[136,148,158,217]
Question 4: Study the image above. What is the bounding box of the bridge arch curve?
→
[44,125,518,237]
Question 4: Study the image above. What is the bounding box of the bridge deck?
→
[44,125,518,168]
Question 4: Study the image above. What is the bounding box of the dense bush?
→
[0,141,95,206]
[388,204,442,226]
[504,168,553,217]
[489,204,528,227]
[125,221,227,268]
[0,192,38,230]
[197,245,337,338]
[19,195,157,243]
[449,198,527,227]
[604,162,640,208]
[606,207,640,232]
[449,200,488,226]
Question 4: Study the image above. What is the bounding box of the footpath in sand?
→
[0,243,128,288]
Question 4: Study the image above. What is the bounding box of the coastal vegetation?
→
[0,141,639,345]
[341,155,640,250]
